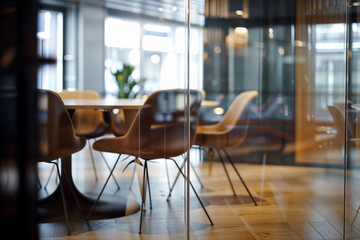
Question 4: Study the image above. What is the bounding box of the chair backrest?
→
[203,90,258,148]
[214,90,258,132]
[58,90,107,137]
[38,89,85,162]
[111,109,139,137]
[58,90,100,100]
[327,105,347,147]
[124,89,203,158]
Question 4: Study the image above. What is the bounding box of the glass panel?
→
[33,0,358,239]
[36,1,194,239]
[346,2,360,238]
[193,0,349,239]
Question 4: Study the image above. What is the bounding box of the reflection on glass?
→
[35,0,360,239]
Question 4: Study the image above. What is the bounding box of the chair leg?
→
[165,160,171,191]
[260,153,267,205]
[145,163,152,209]
[129,162,136,190]
[216,149,236,196]
[190,160,204,188]
[44,158,59,189]
[44,163,55,189]
[204,148,214,175]
[86,154,121,220]
[88,139,98,181]
[169,158,213,225]
[139,160,147,234]
[166,156,204,200]
[38,178,42,190]
[222,149,257,206]
[99,152,121,190]
[166,157,187,200]
[198,146,203,163]
[51,161,71,236]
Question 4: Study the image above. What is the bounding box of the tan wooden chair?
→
[192,90,259,206]
[58,90,119,188]
[86,89,213,233]
[327,105,358,145]
[111,108,139,137]
[38,89,86,236]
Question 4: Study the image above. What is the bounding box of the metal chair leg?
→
[129,162,136,190]
[165,160,171,191]
[86,154,121,220]
[145,162,152,209]
[139,161,147,234]
[166,157,186,200]
[44,164,55,189]
[205,148,214,175]
[166,156,204,200]
[44,158,59,189]
[222,149,257,206]
[51,161,71,236]
[169,158,214,225]
[260,153,267,205]
[190,160,204,188]
[88,139,98,181]
[216,149,236,196]
[99,152,121,189]
[38,178,42,190]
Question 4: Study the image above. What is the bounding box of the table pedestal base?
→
[38,155,140,222]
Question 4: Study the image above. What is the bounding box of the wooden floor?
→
[37,142,360,240]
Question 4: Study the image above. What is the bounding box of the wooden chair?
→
[192,90,259,206]
[58,90,119,188]
[327,105,346,148]
[86,89,213,233]
[38,89,86,236]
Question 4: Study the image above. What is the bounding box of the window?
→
[104,16,203,97]
[37,10,63,92]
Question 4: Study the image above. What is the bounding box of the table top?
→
[63,98,219,109]
[63,98,144,109]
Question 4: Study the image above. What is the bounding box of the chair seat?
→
[74,121,109,139]
[195,125,248,148]
[93,125,188,159]
[58,90,109,139]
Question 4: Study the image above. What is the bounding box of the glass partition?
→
[36,1,195,239]
[346,1,360,238]
[33,0,360,239]
[195,0,350,239]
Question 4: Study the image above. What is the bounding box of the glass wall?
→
[346,1,360,238]
[33,0,360,239]
[198,0,352,239]
[36,1,196,239]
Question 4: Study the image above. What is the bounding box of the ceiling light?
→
[172,6,177,11]
[353,1,360,6]
[213,107,224,115]
[235,27,248,33]
[278,47,285,56]
[235,10,243,16]
[214,46,221,54]
[158,8,164,12]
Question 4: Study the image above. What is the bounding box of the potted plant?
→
[113,63,146,99]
